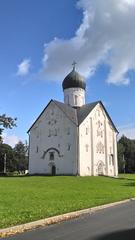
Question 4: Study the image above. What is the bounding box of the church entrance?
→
[51,165,56,176]
[98,162,104,175]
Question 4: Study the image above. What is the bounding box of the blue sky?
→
[1,0,135,146]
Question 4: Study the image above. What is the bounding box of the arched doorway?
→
[52,165,56,176]
[98,162,104,175]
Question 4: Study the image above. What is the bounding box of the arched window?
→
[75,95,78,105]
[67,144,71,151]
[54,129,57,136]
[49,152,54,160]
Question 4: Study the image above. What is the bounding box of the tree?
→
[0,114,17,143]
[117,142,125,173]
[118,135,135,173]
[14,141,28,172]
[0,143,15,172]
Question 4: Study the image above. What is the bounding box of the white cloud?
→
[118,123,135,139]
[41,0,135,85]
[2,133,20,147]
[17,59,31,76]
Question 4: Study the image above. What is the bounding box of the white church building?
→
[28,65,118,177]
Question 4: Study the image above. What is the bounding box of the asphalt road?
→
[3,201,135,240]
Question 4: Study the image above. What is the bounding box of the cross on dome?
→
[72,61,77,70]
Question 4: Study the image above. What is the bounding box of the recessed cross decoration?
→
[72,61,77,70]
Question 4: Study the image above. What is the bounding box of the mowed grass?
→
[0,174,135,228]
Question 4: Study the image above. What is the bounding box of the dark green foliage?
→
[118,135,135,173]
[13,141,28,172]
[0,144,15,172]
[0,141,28,173]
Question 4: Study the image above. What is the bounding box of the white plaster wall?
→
[29,101,78,175]
[64,88,85,107]
[79,103,118,177]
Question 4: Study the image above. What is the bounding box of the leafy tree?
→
[14,141,28,172]
[118,135,135,173]
[117,142,125,173]
[0,114,17,143]
[0,143,15,172]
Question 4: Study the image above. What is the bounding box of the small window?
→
[36,146,38,153]
[75,95,78,105]
[86,128,88,135]
[67,144,71,151]
[54,129,57,136]
[49,152,54,160]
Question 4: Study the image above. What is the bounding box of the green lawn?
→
[0,174,135,229]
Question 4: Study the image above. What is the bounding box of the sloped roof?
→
[53,100,78,125]
[77,102,99,125]
[28,100,118,133]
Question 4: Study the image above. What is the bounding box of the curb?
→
[0,199,132,238]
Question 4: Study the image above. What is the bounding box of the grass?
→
[0,174,135,229]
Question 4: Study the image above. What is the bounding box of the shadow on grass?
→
[93,229,135,240]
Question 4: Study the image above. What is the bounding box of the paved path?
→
[3,201,135,240]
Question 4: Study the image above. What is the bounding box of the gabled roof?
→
[27,100,118,133]
[53,100,78,125]
[27,99,78,133]
[77,101,99,125]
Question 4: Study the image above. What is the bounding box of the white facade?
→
[28,101,118,177]
[29,101,78,175]
[78,103,118,177]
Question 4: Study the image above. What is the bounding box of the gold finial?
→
[72,61,77,70]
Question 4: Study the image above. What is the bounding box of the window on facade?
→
[54,129,57,136]
[36,146,38,153]
[49,152,54,160]
[86,128,88,135]
[75,95,78,105]
[67,144,71,151]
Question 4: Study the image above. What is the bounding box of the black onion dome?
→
[62,68,86,90]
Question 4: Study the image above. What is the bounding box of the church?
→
[28,64,118,177]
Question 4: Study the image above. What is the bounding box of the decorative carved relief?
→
[96,141,104,154]
[96,120,103,138]
[41,147,63,159]
[48,128,58,137]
